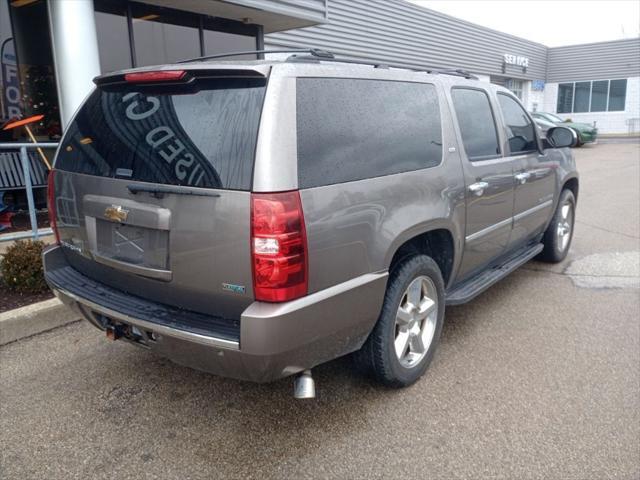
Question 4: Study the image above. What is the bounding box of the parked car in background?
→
[530,112,598,146]
[43,51,579,398]
[533,116,557,136]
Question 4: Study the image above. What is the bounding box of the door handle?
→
[515,172,531,184]
[468,181,489,196]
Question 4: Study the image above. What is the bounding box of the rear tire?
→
[355,255,445,388]
[539,189,576,263]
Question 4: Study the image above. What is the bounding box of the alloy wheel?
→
[394,276,438,368]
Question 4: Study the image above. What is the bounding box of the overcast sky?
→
[407,0,640,47]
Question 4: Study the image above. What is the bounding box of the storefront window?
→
[557,83,574,114]
[3,0,61,141]
[95,8,131,73]
[608,79,627,111]
[507,79,524,100]
[1,0,19,130]
[92,1,260,71]
[590,80,608,112]
[203,30,257,58]
[132,5,200,66]
[557,79,627,113]
[573,81,590,113]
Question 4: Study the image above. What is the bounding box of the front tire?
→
[539,189,576,263]
[573,129,583,147]
[355,255,445,388]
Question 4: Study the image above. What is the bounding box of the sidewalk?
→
[597,133,640,144]
[0,232,55,256]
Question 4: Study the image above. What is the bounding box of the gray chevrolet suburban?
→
[43,50,578,398]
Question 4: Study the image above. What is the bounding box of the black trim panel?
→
[45,252,240,342]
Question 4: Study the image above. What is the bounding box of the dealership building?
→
[1,0,639,147]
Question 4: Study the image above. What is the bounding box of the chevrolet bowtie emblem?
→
[104,205,129,223]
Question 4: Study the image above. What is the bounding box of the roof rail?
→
[286,54,433,73]
[177,47,479,81]
[178,48,334,64]
[286,53,480,80]
[435,68,478,80]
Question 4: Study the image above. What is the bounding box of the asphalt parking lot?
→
[1,142,639,480]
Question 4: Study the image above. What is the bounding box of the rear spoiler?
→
[94,65,270,87]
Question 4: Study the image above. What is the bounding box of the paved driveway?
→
[1,143,639,480]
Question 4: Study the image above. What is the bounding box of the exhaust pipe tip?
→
[293,369,315,399]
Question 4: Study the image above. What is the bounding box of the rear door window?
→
[55,78,266,190]
[451,88,501,161]
[296,78,442,189]
[497,93,537,154]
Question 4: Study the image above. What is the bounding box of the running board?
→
[445,243,544,306]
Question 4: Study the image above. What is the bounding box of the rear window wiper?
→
[127,184,221,199]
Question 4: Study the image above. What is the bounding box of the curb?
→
[0,298,80,346]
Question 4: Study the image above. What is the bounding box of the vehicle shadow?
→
[71,267,540,474]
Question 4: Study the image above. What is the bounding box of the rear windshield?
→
[55,78,266,190]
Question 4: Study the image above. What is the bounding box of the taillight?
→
[47,169,60,245]
[251,191,308,302]
[124,70,186,83]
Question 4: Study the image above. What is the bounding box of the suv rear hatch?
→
[50,67,268,319]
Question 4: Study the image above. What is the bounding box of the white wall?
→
[542,77,640,134]
[527,86,545,112]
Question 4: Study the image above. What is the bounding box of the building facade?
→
[0,0,327,142]
[0,0,639,142]
[266,0,640,134]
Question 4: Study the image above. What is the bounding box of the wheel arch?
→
[562,176,579,201]
[386,227,457,288]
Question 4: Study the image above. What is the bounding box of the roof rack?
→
[177,47,479,80]
[435,68,478,80]
[286,53,479,80]
[178,48,334,64]
[286,54,432,73]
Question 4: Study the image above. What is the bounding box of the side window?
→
[296,78,442,189]
[451,88,500,161]
[497,93,537,154]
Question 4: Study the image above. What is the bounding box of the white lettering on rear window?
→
[122,94,202,186]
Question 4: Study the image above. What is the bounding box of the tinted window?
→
[557,83,574,113]
[296,79,442,188]
[590,80,608,112]
[451,88,500,161]
[497,93,537,154]
[55,78,266,190]
[608,79,627,111]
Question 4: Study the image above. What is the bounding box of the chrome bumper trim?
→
[52,286,240,350]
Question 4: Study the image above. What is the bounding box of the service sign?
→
[503,53,529,68]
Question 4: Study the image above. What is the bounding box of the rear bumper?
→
[43,246,387,382]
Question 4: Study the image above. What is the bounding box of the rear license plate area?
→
[95,219,169,270]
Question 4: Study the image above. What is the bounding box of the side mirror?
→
[544,126,577,149]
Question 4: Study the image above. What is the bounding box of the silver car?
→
[43,50,579,398]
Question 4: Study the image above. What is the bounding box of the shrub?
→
[1,240,48,293]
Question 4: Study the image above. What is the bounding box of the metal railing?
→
[0,142,58,242]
